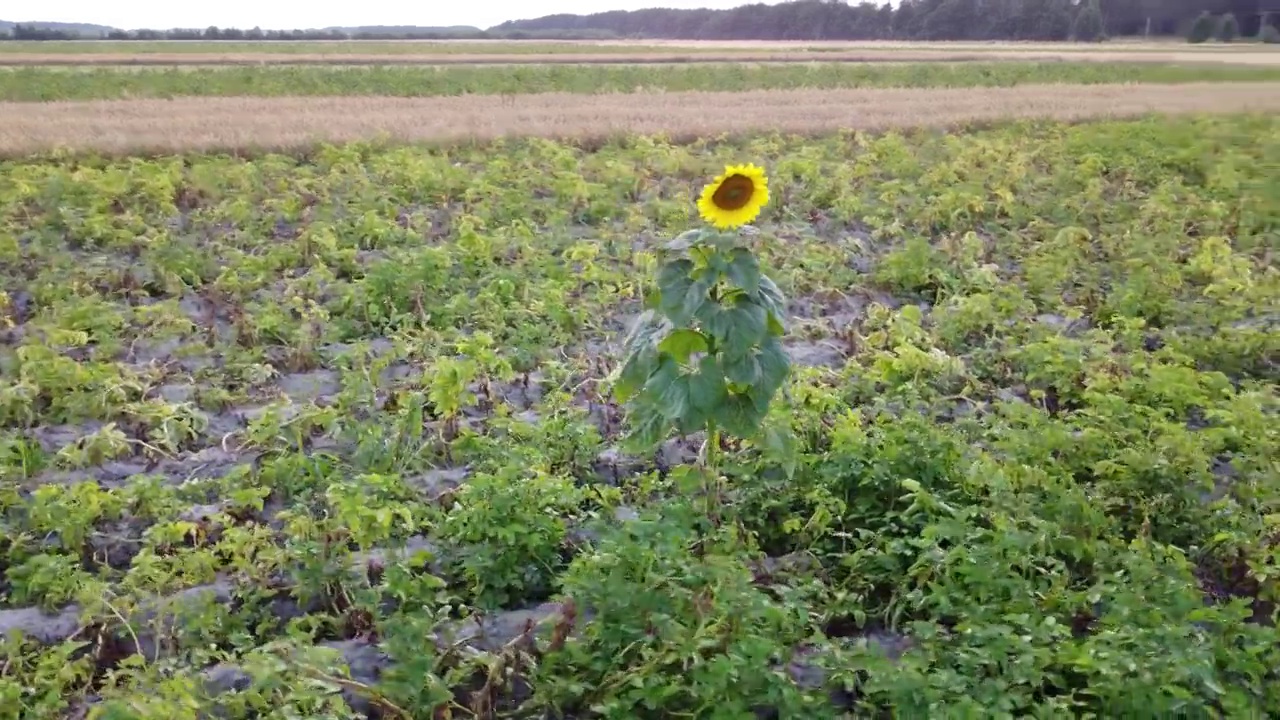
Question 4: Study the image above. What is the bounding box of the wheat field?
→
[3,81,1278,156]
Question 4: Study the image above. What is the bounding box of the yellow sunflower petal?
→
[698,163,769,230]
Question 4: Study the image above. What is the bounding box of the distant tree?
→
[1187,12,1216,42]
[1217,13,1239,41]
[1072,0,1108,41]
[13,0,1261,44]
[12,23,77,40]
[1263,21,1280,43]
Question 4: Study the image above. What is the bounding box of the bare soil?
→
[3,81,1279,156]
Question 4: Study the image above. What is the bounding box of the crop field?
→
[2,109,1279,718]
[7,61,1280,102]
[7,48,1280,68]
[1,34,1279,720]
[5,82,1280,158]
[2,38,1275,55]
[3,38,1279,68]
[0,40,690,56]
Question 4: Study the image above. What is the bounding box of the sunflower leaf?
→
[656,258,694,295]
[676,277,713,326]
[643,358,689,421]
[726,248,761,295]
[665,229,707,251]
[621,407,669,453]
[621,310,670,354]
[720,394,764,438]
[613,349,656,404]
[658,329,708,364]
[724,352,761,386]
[723,301,768,360]
[689,356,728,411]
[757,337,791,396]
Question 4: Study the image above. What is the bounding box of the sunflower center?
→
[711,174,756,212]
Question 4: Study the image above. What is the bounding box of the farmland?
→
[2,35,1279,720]
[7,61,1280,102]
[3,37,1280,67]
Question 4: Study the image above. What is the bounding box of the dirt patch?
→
[785,340,848,368]
[276,369,342,403]
[0,605,84,644]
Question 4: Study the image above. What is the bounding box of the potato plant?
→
[0,113,1277,719]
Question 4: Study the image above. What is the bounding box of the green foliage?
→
[5,62,1280,102]
[0,115,1278,718]
[496,0,1238,42]
[1218,13,1240,42]
[1262,24,1280,43]
[0,0,1251,45]
[534,506,824,717]
[440,469,582,609]
[615,229,790,451]
[1188,12,1216,43]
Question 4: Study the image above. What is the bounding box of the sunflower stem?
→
[703,424,722,525]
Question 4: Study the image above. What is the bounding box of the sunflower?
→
[697,163,770,230]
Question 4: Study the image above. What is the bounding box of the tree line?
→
[493,0,1278,42]
[3,0,1278,43]
[0,24,494,41]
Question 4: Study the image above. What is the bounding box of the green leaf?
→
[656,258,694,290]
[760,423,799,479]
[725,249,761,295]
[656,378,690,421]
[616,312,671,403]
[643,357,689,421]
[698,301,729,342]
[665,229,706,251]
[756,275,788,321]
[656,257,713,326]
[658,328,709,363]
[643,289,663,311]
[720,394,764,438]
[724,352,761,386]
[766,312,786,337]
[657,266,694,321]
[757,337,791,396]
[689,356,728,411]
[725,302,768,359]
[613,349,656,403]
[746,384,773,413]
[700,297,767,359]
[621,310,670,354]
[674,276,713,326]
[622,408,668,453]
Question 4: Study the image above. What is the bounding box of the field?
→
[2,38,1279,66]
[7,62,1280,102]
[2,38,1279,720]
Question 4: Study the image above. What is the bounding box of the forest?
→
[495,0,1275,41]
[3,0,1275,42]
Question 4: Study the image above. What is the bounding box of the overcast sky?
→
[20,1,775,31]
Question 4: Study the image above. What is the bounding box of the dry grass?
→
[3,48,1279,67]
[2,82,1278,157]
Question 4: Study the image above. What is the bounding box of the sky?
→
[18,1,776,31]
